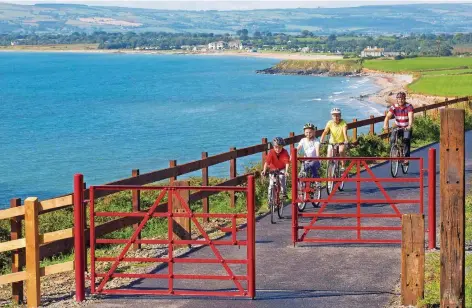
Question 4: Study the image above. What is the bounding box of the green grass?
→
[364,57,472,73]
[420,68,472,76]
[409,74,472,96]
[363,56,472,96]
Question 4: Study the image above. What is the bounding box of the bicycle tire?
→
[326,162,335,195]
[401,159,409,174]
[337,162,345,191]
[311,182,321,208]
[390,146,399,178]
[277,191,284,219]
[297,180,307,212]
[270,186,276,224]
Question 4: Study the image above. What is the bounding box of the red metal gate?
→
[291,149,426,244]
[84,176,255,298]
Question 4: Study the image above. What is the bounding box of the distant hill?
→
[1,2,472,34]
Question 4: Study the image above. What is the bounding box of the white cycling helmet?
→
[331,107,341,114]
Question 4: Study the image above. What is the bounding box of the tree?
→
[254,31,261,38]
[328,34,337,41]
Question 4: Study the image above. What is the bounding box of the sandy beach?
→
[364,70,445,108]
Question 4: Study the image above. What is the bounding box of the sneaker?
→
[340,167,345,173]
[315,181,321,189]
[404,161,409,166]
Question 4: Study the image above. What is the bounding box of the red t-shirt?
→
[266,148,290,170]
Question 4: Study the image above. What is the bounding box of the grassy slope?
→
[364,57,472,96]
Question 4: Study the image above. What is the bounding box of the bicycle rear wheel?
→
[390,146,399,178]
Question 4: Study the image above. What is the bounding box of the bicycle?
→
[264,169,285,224]
[322,142,350,195]
[297,161,322,212]
[389,127,409,178]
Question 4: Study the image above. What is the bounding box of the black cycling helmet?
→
[272,137,285,146]
[303,122,315,130]
[396,91,406,99]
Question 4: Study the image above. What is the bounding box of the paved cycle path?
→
[87,131,472,308]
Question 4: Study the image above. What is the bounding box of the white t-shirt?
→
[298,137,319,157]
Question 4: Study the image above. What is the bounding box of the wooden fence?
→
[0,95,470,307]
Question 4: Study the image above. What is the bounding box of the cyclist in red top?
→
[262,137,290,199]
[383,91,414,163]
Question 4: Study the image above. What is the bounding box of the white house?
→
[228,40,243,50]
[361,46,384,57]
[208,41,228,50]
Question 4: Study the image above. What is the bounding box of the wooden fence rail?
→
[0,95,470,307]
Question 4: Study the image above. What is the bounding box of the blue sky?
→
[8,0,472,10]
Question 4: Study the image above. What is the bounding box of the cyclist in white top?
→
[296,123,321,178]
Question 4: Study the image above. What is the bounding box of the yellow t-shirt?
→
[326,120,347,143]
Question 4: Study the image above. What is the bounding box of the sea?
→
[0,52,385,207]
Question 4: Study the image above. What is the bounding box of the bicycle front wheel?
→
[390,146,399,178]
[311,182,322,208]
[269,186,276,224]
[401,159,409,174]
[297,180,307,212]
[277,193,284,219]
[337,162,345,191]
[326,162,335,195]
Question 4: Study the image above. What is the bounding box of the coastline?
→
[364,71,445,108]
[0,46,445,107]
[0,47,344,60]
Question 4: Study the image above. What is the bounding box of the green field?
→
[364,57,472,72]
[364,57,472,96]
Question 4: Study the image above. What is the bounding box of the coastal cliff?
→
[257,59,363,76]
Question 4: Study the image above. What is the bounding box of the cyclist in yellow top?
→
[320,107,349,170]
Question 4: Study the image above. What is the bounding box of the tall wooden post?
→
[230,147,237,208]
[132,169,141,250]
[289,132,295,151]
[262,138,268,166]
[401,214,425,306]
[201,152,209,222]
[352,119,358,142]
[25,197,40,308]
[172,180,191,249]
[422,104,427,117]
[369,115,375,135]
[169,160,177,185]
[10,198,23,305]
[440,109,465,308]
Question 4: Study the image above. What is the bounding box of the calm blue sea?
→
[0,52,384,207]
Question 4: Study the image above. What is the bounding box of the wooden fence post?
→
[230,147,237,208]
[262,138,268,166]
[10,198,23,305]
[401,214,425,306]
[172,180,191,249]
[289,132,295,151]
[422,104,427,117]
[132,169,141,250]
[352,119,357,142]
[369,115,375,135]
[169,160,177,185]
[440,109,465,308]
[25,197,40,308]
[444,97,449,109]
[202,152,209,222]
